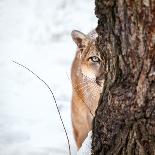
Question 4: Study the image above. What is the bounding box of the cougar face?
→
[71,30,104,94]
[71,30,104,149]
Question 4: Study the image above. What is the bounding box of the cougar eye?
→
[89,56,100,63]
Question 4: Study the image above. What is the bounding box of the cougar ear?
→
[71,30,87,49]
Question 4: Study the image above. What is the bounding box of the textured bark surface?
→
[92,0,155,154]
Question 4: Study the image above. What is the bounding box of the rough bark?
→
[92,0,155,155]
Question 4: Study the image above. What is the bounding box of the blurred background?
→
[0,0,97,154]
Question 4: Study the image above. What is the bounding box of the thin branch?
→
[13,61,71,155]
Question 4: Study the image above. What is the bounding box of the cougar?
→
[71,30,104,149]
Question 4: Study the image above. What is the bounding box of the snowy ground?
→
[0,0,97,155]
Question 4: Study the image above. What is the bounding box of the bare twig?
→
[66,72,94,117]
[13,61,71,155]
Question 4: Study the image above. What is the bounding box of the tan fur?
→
[71,30,104,149]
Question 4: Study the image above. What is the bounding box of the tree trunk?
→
[92,0,155,155]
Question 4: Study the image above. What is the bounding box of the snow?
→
[0,0,97,155]
[77,131,92,155]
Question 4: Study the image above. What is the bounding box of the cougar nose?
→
[96,73,105,86]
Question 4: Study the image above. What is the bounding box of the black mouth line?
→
[96,80,104,87]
